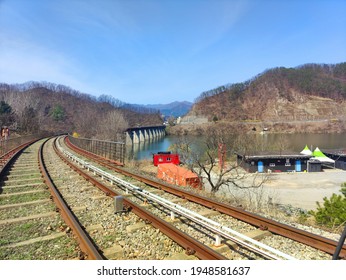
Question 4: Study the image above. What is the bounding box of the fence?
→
[67,135,125,165]
[0,134,43,158]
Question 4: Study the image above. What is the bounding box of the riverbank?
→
[168,119,346,135]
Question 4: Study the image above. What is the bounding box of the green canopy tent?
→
[312,147,335,167]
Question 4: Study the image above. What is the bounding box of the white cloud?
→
[0,35,93,93]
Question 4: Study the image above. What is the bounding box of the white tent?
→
[300,145,312,156]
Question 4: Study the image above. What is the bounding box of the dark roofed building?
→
[236,151,311,173]
[322,149,346,170]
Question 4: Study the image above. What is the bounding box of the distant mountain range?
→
[132,101,193,118]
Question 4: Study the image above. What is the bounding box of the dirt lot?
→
[254,169,346,210]
[205,168,346,212]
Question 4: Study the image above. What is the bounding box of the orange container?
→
[157,163,201,188]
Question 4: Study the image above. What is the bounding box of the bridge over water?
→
[125,125,166,145]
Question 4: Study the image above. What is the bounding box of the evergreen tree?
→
[51,105,65,121]
[0,101,12,114]
[311,183,346,228]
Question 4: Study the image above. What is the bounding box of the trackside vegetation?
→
[310,182,346,229]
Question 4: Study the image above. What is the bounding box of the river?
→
[127,132,346,161]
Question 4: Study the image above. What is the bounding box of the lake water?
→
[127,133,346,160]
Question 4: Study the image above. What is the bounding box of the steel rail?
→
[143,178,346,259]
[59,140,294,260]
[39,138,104,260]
[65,136,346,259]
[56,137,227,260]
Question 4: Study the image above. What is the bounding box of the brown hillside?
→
[0,82,162,139]
[187,63,346,132]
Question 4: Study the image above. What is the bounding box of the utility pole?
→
[332,224,346,260]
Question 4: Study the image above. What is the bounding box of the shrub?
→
[341,182,346,196]
[311,183,346,229]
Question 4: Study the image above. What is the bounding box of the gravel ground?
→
[213,169,346,211]
[255,169,345,211]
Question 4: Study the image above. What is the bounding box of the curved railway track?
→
[0,139,82,259]
[39,138,104,260]
[1,137,227,260]
[1,136,345,260]
[52,137,227,260]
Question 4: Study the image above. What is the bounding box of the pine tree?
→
[311,183,346,228]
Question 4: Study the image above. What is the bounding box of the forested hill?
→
[190,63,346,125]
[0,82,162,140]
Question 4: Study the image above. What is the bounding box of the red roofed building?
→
[153,152,180,166]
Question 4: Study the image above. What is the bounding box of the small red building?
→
[153,152,180,166]
[157,163,201,189]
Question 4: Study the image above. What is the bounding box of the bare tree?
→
[18,107,39,133]
[273,134,292,154]
[173,127,269,194]
[94,110,128,141]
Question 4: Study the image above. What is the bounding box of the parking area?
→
[263,169,346,210]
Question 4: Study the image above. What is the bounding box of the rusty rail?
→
[65,135,346,259]
[58,137,227,260]
[39,138,104,260]
[0,134,47,157]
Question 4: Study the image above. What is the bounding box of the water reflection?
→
[127,132,346,161]
[260,133,346,152]
[126,136,174,160]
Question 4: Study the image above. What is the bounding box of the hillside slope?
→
[185,63,346,133]
[0,82,162,139]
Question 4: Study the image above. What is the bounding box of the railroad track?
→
[51,137,226,260]
[1,138,196,260]
[64,135,346,260]
[0,139,82,259]
[1,137,345,260]
[1,137,227,260]
[54,137,292,260]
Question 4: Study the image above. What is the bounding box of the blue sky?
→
[1,0,345,104]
